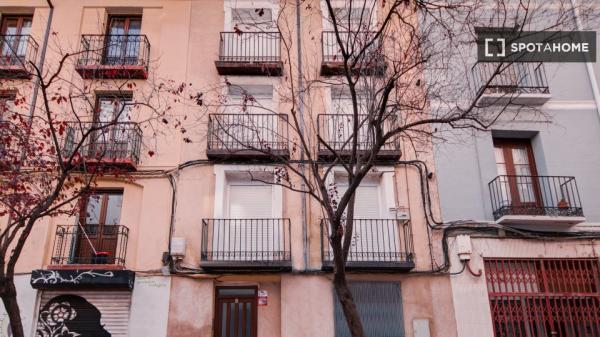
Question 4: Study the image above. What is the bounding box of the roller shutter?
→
[334,282,405,337]
[36,290,131,337]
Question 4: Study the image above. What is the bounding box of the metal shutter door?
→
[38,290,131,337]
[334,282,405,337]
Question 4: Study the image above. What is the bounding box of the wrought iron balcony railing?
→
[62,122,143,170]
[317,114,400,161]
[51,224,129,267]
[201,218,292,270]
[472,62,550,104]
[321,218,414,270]
[321,31,385,75]
[0,34,38,78]
[75,34,150,79]
[215,32,282,75]
[489,175,584,222]
[207,113,289,160]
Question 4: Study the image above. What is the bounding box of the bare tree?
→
[196,0,600,336]
[0,30,189,336]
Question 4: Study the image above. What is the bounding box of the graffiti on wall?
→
[36,295,111,337]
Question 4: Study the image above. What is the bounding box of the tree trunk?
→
[333,271,365,337]
[0,277,24,337]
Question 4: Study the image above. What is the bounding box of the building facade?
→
[435,8,600,337]
[0,1,458,337]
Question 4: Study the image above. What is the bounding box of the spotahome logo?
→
[476,28,596,62]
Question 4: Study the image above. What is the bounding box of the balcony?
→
[201,218,292,271]
[62,122,143,171]
[75,34,150,79]
[207,113,289,161]
[49,224,129,269]
[0,35,38,78]
[472,62,550,106]
[317,114,400,161]
[215,32,282,76]
[321,219,414,271]
[489,175,585,226]
[321,31,385,76]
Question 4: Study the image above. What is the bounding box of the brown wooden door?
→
[214,287,257,337]
[1,16,32,64]
[494,139,542,210]
[105,16,142,65]
[77,191,123,264]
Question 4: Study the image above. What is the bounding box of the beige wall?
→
[1,1,458,337]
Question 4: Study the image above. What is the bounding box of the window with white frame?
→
[212,167,284,260]
[329,169,398,261]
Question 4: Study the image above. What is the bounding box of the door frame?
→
[213,286,258,337]
[493,138,542,208]
[104,15,142,65]
[76,189,124,264]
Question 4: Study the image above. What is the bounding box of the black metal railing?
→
[0,34,38,74]
[201,218,291,264]
[77,34,150,69]
[321,219,413,265]
[51,224,129,266]
[322,31,382,63]
[472,62,550,97]
[317,114,399,153]
[489,175,583,220]
[62,122,143,166]
[219,32,281,63]
[207,113,288,154]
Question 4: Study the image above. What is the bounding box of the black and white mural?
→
[36,295,111,337]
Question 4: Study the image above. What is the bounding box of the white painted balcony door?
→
[338,182,396,261]
[214,181,280,261]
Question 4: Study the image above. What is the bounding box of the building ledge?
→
[321,260,415,272]
[478,92,551,106]
[496,215,586,226]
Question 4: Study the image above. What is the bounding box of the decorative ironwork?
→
[62,122,143,170]
[485,258,600,337]
[207,113,289,159]
[472,62,550,97]
[50,224,129,266]
[201,218,291,268]
[75,34,150,79]
[320,219,414,270]
[321,31,385,75]
[0,34,38,77]
[317,114,400,159]
[216,32,282,75]
[488,175,583,220]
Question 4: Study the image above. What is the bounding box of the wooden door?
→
[90,96,131,160]
[0,16,32,65]
[105,16,142,65]
[214,287,257,337]
[77,191,123,264]
[494,139,541,211]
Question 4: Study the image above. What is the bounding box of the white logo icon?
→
[484,37,506,57]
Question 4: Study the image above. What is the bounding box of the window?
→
[1,15,32,64]
[214,287,257,337]
[105,16,142,65]
[232,8,274,31]
[88,95,133,159]
[0,93,16,122]
[77,190,124,264]
[485,258,600,337]
[493,138,540,208]
[333,282,405,337]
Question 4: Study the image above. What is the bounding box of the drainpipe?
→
[570,0,600,123]
[26,0,54,123]
[295,0,309,271]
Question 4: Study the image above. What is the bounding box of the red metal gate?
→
[484,258,600,337]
